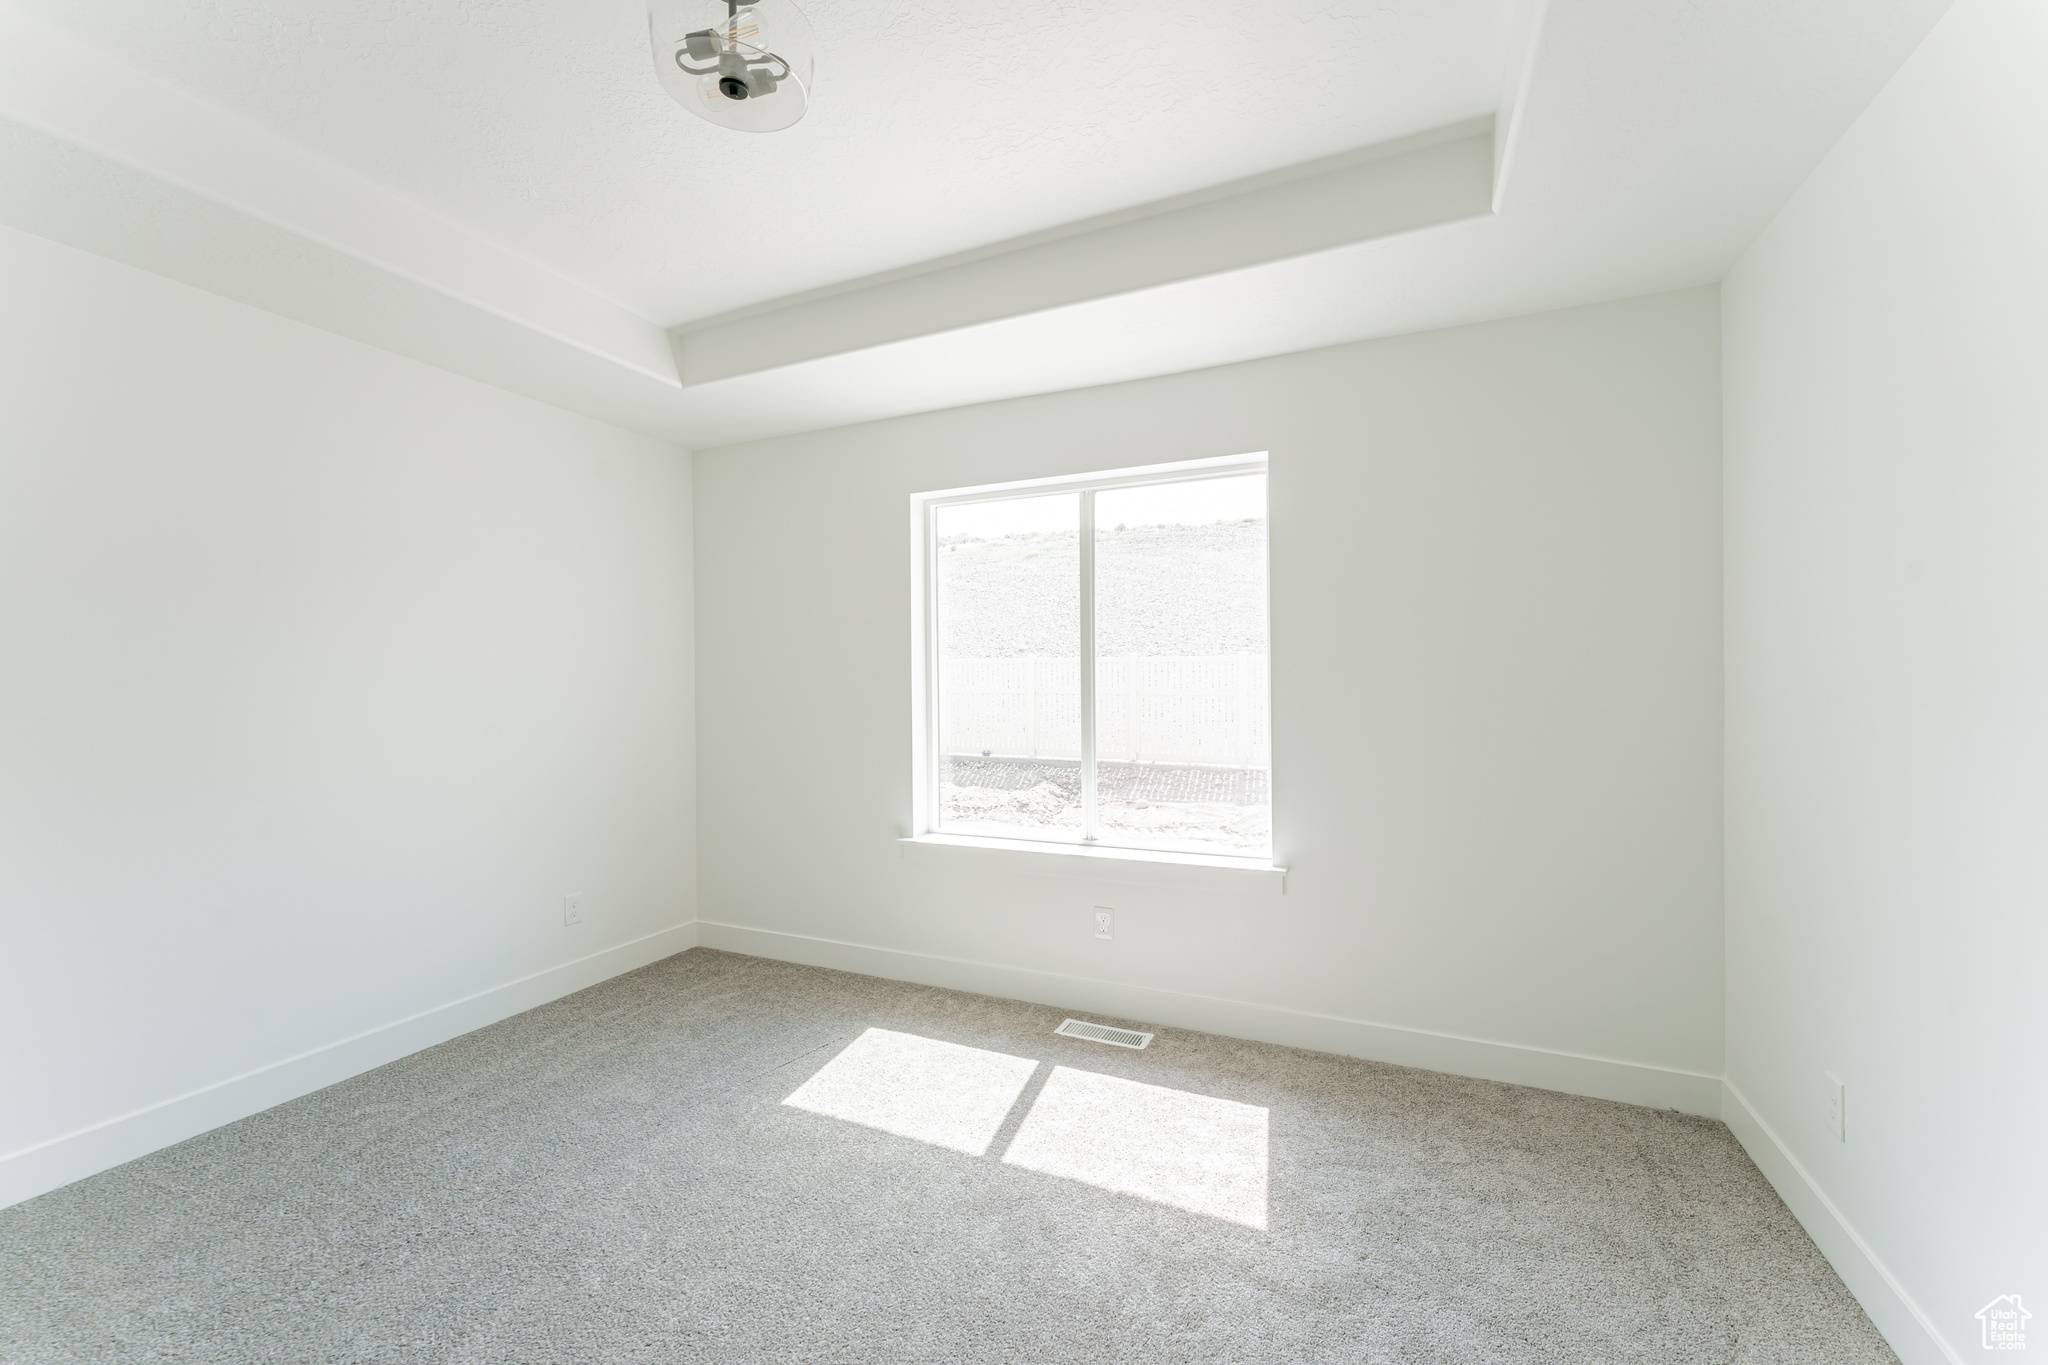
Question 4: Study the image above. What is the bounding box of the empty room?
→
[1,0,2040,1360]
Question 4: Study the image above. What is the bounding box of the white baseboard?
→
[0,921,698,1211]
[693,920,1724,1115]
[3,916,1951,1365]
[1719,1080,1961,1365]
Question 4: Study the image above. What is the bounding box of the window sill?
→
[897,833,1285,896]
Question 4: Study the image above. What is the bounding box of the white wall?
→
[0,225,697,1207]
[694,288,1724,1110]
[1722,2,2048,1359]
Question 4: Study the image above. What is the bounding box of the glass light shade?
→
[649,0,814,133]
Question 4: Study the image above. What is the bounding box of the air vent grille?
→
[1054,1018,1153,1050]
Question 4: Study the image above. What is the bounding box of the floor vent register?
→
[1054,1018,1153,1050]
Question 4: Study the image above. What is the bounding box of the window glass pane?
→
[934,493,1083,841]
[1092,475,1269,856]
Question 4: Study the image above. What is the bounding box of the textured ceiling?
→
[17,0,1518,326]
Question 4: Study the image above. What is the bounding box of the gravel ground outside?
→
[942,757,1268,805]
[940,759,1271,855]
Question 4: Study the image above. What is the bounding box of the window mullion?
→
[922,499,939,836]
[1078,487,1098,842]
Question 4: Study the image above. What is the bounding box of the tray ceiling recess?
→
[0,0,1954,447]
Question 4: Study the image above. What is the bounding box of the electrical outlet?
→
[1824,1071,1845,1141]
[1094,907,1113,940]
[564,893,585,927]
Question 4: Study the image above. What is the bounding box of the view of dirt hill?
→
[935,519,1267,657]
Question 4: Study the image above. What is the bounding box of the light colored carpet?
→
[2,948,1897,1363]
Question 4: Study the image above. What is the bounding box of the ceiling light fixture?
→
[649,0,814,132]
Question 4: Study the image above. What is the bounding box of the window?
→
[912,455,1269,861]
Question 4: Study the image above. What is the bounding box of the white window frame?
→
[904,453,1281,888]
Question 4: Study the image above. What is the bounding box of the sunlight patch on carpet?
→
[1003,1065,1268,1228]
[782,1027,1039,1156]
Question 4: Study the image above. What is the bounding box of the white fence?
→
[941,655,1270,768]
